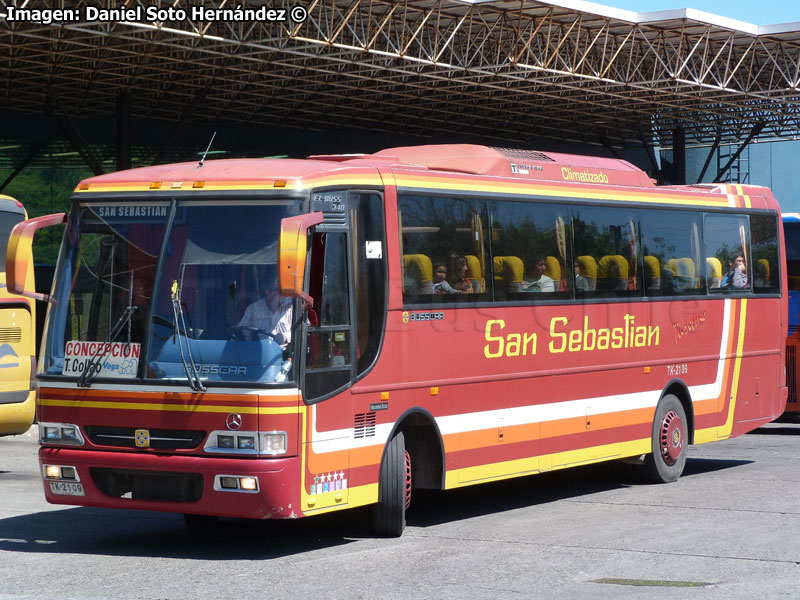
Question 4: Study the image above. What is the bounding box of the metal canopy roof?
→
[2,0,800,155]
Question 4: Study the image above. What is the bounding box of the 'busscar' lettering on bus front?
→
[484,314,660,359]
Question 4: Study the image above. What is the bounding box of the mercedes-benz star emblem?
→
[226,413,243,431]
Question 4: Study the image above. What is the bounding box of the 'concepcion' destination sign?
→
[63,341,140,379]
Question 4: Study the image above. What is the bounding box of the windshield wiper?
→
[77,271,139,388]
[170,280,206,392]
[76,304,137,388]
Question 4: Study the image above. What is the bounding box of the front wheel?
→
[373,431,412,537]
[636,394,688,483]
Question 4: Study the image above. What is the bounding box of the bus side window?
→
[572,207,641,298]
[705,214,750,293]
[490,200,570,301]
[751,214,779,294]
[640,210,703,297]
[398,194,489,304]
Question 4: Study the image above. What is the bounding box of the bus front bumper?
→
[39,447,302,520]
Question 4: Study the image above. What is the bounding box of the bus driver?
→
[238,279,293,349]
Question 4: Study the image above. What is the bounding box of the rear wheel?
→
[373,431,411,537]
[636,394,688,483]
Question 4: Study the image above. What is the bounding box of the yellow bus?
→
[0,195,36,436]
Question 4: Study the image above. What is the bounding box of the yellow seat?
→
[706,257,722,288]
[644,256,661,291]
[678,258,697,287]
[598,255,628,291]
[665,257,696,290]
[544,256,562,286]
[465,254,484,293]
[403,254,433,294]
[756,258,770,287]
[577,255,597,291]
[494,256,524,293]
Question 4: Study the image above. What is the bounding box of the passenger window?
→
[750,214,779,294]
[705,214,750,292]
[572,207,641,297]
[490,201,570,301]
[398,195,489,304]
[640,210,704,296]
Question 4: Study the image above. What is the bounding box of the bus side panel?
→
[345,292,785,487]
[0,300,34,436]
[729,297,786,429]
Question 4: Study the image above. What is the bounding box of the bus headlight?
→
[217,435,235,449]
[237,436,256,450]
[205,430,287,455]
[43,465,78,480]
[260,432,287,455]
[239,477,258,491]
[39,423,85,446]
[213,474,259,493]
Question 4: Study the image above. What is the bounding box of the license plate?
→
[49,481,85,496]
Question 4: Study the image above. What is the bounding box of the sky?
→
[589,0,800,26]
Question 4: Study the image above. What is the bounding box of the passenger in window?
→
[432,262,459,294]
[574,261,590,292]
[521,256,555,292]
[721,255,748,289]
[447,253,474,293]
[238,278,293,348]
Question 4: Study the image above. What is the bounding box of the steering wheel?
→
[227,325,282,343]
[152,315,175,330]
[152,315,201,339]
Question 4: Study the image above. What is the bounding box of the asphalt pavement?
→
[1,422,799,599]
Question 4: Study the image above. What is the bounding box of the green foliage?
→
[0,167,91,264]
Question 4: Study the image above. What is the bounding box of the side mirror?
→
[278,212,324,306]
[6,212,67,303]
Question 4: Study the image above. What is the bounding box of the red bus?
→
[7,145,786,536]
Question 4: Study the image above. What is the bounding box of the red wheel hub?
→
[659,410,684,466]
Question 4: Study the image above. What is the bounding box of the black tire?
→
[183,513,220,532]
[636,394,688,483]
[373,431,411,537]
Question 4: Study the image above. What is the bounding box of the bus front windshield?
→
[44,199,303,386]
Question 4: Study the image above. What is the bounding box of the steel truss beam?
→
[1,0,800,149]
